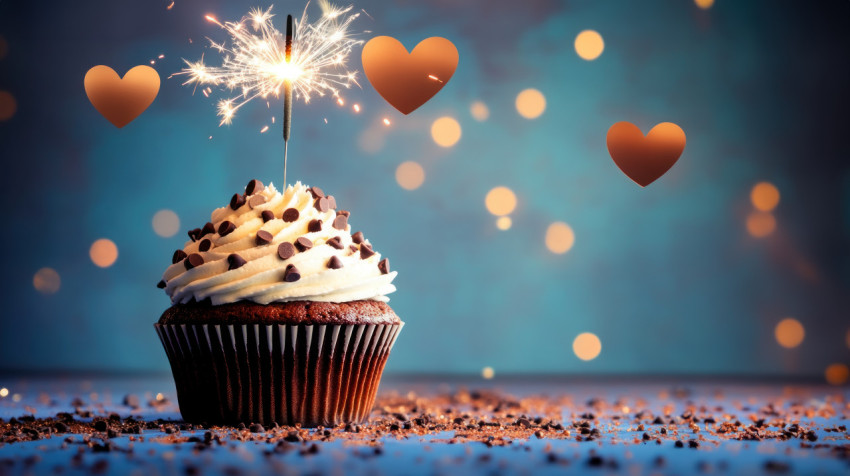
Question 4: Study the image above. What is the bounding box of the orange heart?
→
[606,122,686,187]
[362,36,458,115]
[84,65,160,128]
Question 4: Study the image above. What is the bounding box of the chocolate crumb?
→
[327,256,344,269]
[352,231,364,244]
[332,214,348,230]
[185,253,204,270]
[172,249,188,264]
[230,193,246,210]
[295,237,313,252]
[261,210,275,223]
[284,264,301,282]
[198,238,212,252]
[248,194,267,209]
[308,219,323,233]
[249,423,265,433]
[227,254,247,270]
[218,221,236,237]
[326,236,344,249]
[245,179,264,196]
[255,230,274,245]
[378,258,390,274]
[282,208,300,222]
[278,242,296,260]
[360,244,376,259]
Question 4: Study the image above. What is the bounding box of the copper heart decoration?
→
[362,36,458,115]
[84,65,160,128]
[606,122,686,187]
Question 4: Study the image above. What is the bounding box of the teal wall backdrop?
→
[1,0,848,376]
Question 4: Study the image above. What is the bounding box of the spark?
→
[260,125,270,133]
[353,103,360,113]
[167,1,175,10]
[158,54,165,59]
[383,117,390,126]
[428,74,443,83]
[179,2,363,125]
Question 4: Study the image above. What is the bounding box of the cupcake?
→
[155,180,402,427]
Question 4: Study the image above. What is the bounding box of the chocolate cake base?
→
[155,301,403,427]
[159,300,400,325]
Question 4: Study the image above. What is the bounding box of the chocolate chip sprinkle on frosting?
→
[159,182,397,305]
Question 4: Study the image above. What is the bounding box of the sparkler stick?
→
[283,14,294,188]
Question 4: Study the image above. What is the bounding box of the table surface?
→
[0,375,848,475]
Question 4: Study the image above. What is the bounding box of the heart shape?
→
[606,122,686,187]
[362,36,458,115]
[84,65,160,128]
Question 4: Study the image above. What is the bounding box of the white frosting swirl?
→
[161,182,397,305]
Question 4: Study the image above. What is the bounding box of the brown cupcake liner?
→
[154,322,403,427]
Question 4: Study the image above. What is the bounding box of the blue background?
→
[0,0,848,376]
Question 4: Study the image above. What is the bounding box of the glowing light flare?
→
[167,1,175,10]
[428,74,443,83]
[496,216,512,230]
[482,367,495,379]
[395,161,425,190]
[573,333,601,361]
[485,187,517,216]
[180,3,363,125]
[516,89,546,119]
[774,318,804,348]
[546,222,575,254]
[90,239,118,268]
[33,268,61,295]
[694,0,714,9]
[825,364,849,386]
[353,103,360,113]
[746,212,776,238]
[751,182,780,212]
[0,388,7,398]
[431,116,461,147]
[575,30,604,60]
[382,117,390,126]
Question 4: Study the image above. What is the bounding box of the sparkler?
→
[178,1,363,186]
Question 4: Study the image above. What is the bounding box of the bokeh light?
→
[574,30,604,60]
[395,161,425,190]
[846,329,850,349]
[481,366,494,379]
[0,388,7,398]
[152,209,180,238]
[825,363,849,386]
[573,333,602,361]
[33,267,61,295]
[746,212,776,238]
[470,101,489,121]
[431,116,461,147]
[496,216,512,230]
[0,91,17,121]
[515,88,546,119]
[0,36,7,60]
[694,0,715,9]
[485,187,517,216]
[750,182,780,212]
[545,222,575,254]
[774,318,805,348]
[90,239,118,268]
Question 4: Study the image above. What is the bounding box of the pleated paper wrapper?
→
[155,322,403,427]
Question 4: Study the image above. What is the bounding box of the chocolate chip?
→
[327,195,337,209]
[327,256,343,269]
[360,244,375,259]
[295,237,313,252]
[227,254,247,270]
[245,179,264,196]
[248,194,266,209]
[198,238,212,252]
[200,222,215,237]
[188,228,201,242]
[308,186,325,199]
[349,245,358,253]
[307,219,323,233]
[230,193,246,210]
[249,423,265,433]
[278,242,296,260]
[326,236,344,249]
[378,258,390,274]
[314,197,329,212]
[218,220,236,236]
[352,231,364,244]
[156,280,166,289]
[261,210,275,222]
[172,249,188,264]
[256,230,274,245]
[333,214,348,230]
[94,420,108,432]
[185,253,204,270]
[283,264,301,282]
[282,208,299,222]
[336,210,350,217]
